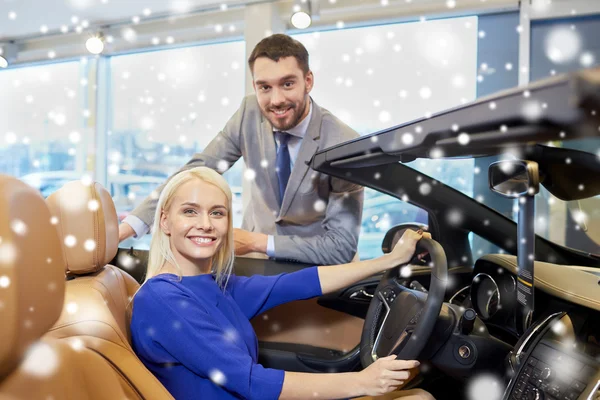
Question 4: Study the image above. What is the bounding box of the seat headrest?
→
[0,174,66,377]
[46,181,119,276]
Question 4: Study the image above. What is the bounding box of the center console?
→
[505,313,600,400]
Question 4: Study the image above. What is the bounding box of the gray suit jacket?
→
[130,95,364,265]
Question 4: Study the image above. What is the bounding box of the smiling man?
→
[119,34,363,265]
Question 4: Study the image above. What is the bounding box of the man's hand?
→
[118,222,135,242]
[233,228,268,256]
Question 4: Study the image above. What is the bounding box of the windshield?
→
[406,138,600,256]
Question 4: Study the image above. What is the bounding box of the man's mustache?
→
[268,103,296,112]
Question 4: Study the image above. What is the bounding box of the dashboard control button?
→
[541,367,552,380]
[527,358,538,367]
[570,381,585,392]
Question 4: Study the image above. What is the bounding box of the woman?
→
[131,167,435,400]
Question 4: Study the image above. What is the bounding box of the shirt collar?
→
[273,99,312,139]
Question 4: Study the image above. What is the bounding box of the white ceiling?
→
[0,0,244,40]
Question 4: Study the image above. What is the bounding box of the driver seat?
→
[44,180,173,400]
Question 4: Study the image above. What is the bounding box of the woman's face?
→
[160,179,229,272]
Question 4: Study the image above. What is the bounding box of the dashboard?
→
[465,255,600,400]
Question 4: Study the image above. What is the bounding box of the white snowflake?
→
[84,239,96,252]
[402,133,414,145]
[548,23,582,61]
[521,100,543,122]
[244,169,256,181]
[447,209,463,226]
[378,111,391,123]
[419,87,432,99]
[66,302,78,314]
[70,338,85,351]
[21,342,59,378]
[419,183,432,196]
[117,252,135,270]
[313,200,326,213]
[458,133,470,145]
[11,219,28,236]
[64,235,77,248]
[400,266,412,277]
[580,52,595,67]
[209,369,227,386]
[0,275,10,288]
[121,27,138,43]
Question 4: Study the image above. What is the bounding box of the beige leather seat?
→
[44,181,173,400]
[0,174,127,399]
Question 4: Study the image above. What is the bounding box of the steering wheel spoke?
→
[360,237,448,367]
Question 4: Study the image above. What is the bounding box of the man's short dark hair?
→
[248,34,310,75]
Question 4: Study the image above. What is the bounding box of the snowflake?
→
[419,87,432,99]
[0,275,10,288]
[402,133,414,145]
[545,27,581,64]
[84,239,96,252]
[244,169,256,181]
[400,266,412,277]
[11,219,28,236]
[458,133,470,145]
[313,200,326,213]
[419,183,432,196]
[21,342,59,378]
[209,369,227,386]
[447,209,463,226]
[66,302,78,314]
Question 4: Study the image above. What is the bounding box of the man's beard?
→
[266,97,308,131]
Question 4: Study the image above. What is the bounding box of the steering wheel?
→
[360,237,448,367]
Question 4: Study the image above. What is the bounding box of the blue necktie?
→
[275,131,291,206]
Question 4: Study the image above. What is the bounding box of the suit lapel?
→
[278,100,322,219]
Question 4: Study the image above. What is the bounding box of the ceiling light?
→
[0,43,18,68]
[86,35,104,54]
[291,9,311,29]
[291,0,319,30]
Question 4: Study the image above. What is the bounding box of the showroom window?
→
[109,41,246,250]
[0,59,94,193]
[293,16,479,259]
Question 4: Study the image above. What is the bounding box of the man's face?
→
[252,56,314,131]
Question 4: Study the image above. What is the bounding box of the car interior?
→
[2,67,600,400]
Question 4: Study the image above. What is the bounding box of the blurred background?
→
[1,0,599,259]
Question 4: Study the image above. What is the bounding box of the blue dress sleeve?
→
[135,278,284,400]
[228,266,322,319]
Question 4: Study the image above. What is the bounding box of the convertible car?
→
[1,67,600,400]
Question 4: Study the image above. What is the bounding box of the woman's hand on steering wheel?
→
[389,229,432,266]
[356,355,420,396]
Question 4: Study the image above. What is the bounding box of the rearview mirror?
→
[488,160,540,198]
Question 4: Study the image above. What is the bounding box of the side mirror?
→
[381,222,429,254]
[488,160,540,198]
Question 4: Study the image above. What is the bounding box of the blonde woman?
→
[130,166,434,400]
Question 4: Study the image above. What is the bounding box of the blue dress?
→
[131,267,322,400]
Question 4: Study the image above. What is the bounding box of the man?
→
[119,34,363,265]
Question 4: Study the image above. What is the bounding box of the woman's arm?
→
[279,356,420,400]
[318,230,430,295]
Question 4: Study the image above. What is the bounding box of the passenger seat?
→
[44,180,173,400]
[0,174,127,399]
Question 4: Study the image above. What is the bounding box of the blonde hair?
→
[144,166,235,289]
